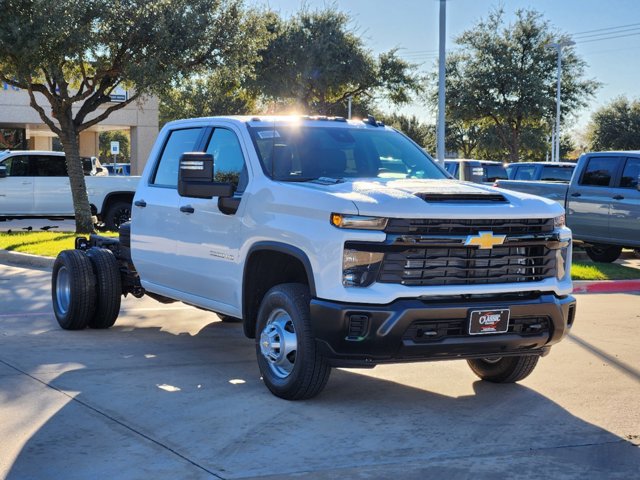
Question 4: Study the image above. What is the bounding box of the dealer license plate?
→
[468,309,510,335]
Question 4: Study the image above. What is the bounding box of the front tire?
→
[585,245,622,263]
[52,250,97,330]
[86,248,122,329]
[467,355,540,383]
[256,283,331,400]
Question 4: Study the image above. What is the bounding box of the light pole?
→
[547,39,575,162]
[437,0,446,165]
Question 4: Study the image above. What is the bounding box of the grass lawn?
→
[572,261,640,281]
[0,232,117,258]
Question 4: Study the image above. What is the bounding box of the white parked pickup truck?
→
[0,150,139,230]
[50,116,576,400]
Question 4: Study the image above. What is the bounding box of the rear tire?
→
[256,283,331,400]
[86,248,122,329]
[585,245,622,263]
[104,200,131,231]
[52,250,97,330]
[467,355,540,383]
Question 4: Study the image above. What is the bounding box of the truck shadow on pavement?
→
[3,312,640,480]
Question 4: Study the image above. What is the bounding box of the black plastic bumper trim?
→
[309,293,576,368]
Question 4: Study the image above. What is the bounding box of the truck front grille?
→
[378,244,556,286]
[385,218,554,236]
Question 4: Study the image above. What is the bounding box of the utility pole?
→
[437,0,446,164]
[547,40,575,162]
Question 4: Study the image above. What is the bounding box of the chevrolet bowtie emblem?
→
[464,231,506,249]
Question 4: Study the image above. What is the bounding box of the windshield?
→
[248,125,446,181]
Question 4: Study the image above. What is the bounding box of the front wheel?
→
[585,245,622,263]
[467,355,540,383]
[255,283,331,400]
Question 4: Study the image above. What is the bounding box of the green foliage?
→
[250,7,422,115]
[587,97,640,150]
[99,131,130,162]
[0,0,266,233]
[433,8,598,162]
[159,69,257,125]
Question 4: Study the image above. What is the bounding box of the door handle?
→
[570,192,581,197]
[180,205,195,214]
[134,200,147,207]
[612,195,624,200]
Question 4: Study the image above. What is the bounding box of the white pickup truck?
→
[50,116,576,399]
[0,150,139,230]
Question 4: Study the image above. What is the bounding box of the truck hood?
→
[292,178,564,219]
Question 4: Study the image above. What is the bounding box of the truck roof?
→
[163,115,395,131]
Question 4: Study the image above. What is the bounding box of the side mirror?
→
[178,152,234,199]
[0,165,6,178]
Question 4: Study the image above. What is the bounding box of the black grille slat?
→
[378,244,556,286]
[386,218,554,236]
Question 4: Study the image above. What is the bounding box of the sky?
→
[252,0,640,136]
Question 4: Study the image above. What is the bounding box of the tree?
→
[99,131,130,163]
[587,96,640,150]
[251,8,422,116]
[435,8,598,162]
[382,114,435,151]
[0,0,266,233]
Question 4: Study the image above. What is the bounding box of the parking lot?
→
[0,262,638,479]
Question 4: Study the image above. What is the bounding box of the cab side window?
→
[33,155,67,176]
[206,128,248,192]
[620,158,640,189]
[3,155,31,176]
[152,128,204,188]
[580,157,620,187]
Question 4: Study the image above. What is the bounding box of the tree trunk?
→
[59,125,95,234]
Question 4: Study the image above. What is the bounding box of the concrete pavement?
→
[0,262,639,479]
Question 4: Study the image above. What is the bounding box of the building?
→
[0,83,159,175]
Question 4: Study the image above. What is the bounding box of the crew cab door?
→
[32,155,73,215]
[609,157,640,246]
[0,155,34,214]
[175,125,249,313]
[566,155,623,242]
[131,127,206,288]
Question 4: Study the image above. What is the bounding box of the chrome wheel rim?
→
[259,308,297,379]
[56,266,71,315]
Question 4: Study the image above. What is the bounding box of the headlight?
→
[331,213,388,230]
[554,214,566,228]
[343,249,384,287]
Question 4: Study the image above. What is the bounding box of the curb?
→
[0,250,55,269]
[572,280,640,294]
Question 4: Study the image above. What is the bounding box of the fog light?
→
[343,250,384,287]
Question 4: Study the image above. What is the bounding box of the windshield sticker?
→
[257,130,281,139]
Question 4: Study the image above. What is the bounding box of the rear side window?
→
[620,158,640,189]
[32,155,67,176]
[513,165,537,181]
[580,157,620,187]
[152,128,204,187]
[3,155,30,176]
[540,166,574,182]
